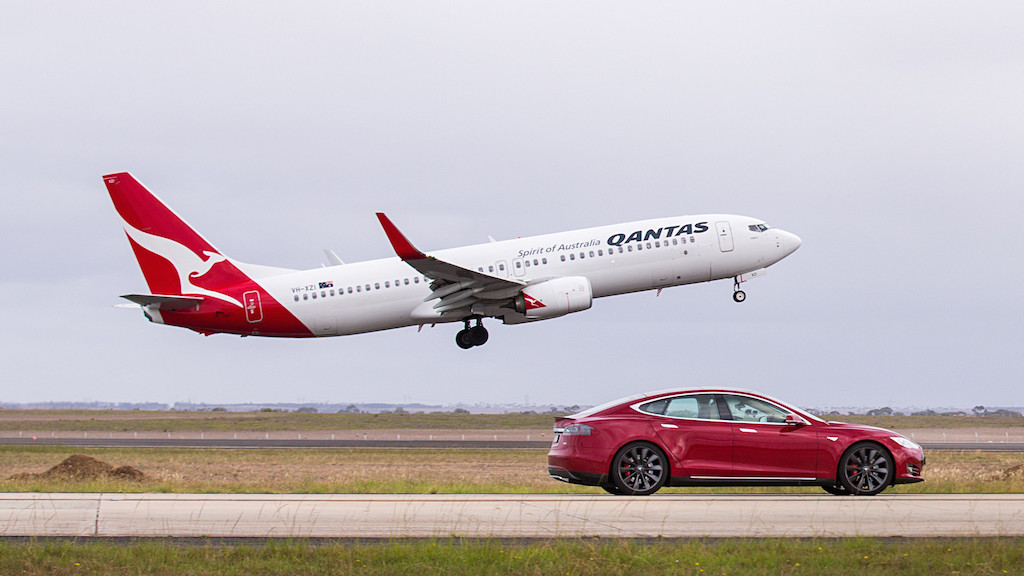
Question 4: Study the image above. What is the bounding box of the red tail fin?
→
[103,173,242,304]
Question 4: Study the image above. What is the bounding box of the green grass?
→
[0,411,557,432]
[1,538,1021,575]
[1,410,1020,433]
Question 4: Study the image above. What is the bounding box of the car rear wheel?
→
[611,442,668,496]
[838,442,893,496]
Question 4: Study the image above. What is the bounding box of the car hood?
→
[823,421,899,436]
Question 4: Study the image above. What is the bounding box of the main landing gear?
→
[456,317,489,349]
[732,277,746,303]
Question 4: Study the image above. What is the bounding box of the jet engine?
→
[514,277,593,320]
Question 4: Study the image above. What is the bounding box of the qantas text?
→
[606,222,709,246]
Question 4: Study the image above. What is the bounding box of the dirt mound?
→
[13,454,145,481]
[1002,464,1024,481]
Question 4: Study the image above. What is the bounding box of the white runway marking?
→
[2,493,1023,538]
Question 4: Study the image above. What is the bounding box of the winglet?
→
[376,213,427,261]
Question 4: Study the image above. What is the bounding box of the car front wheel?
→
[838,442,893,496]
[611,442,668,496]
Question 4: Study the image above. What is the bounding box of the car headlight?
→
[890,436,921,450]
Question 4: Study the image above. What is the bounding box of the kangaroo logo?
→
[122,222,244,309]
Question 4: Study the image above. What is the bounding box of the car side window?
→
[639,395,721,420]
[724,395,789,423]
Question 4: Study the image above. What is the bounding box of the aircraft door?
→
[716,221,734,252]
[495,260,509,278]
[512,258,526,277]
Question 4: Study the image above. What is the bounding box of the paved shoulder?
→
[2,493,1023,538]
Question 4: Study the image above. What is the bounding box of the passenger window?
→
[321,291,326,298]
[598,250,603,256]
[560,255,566,262]
[374,283,380,290]
[724,395,789,423]
[489,266,495,273]
[569,254,575,260]
[655,241,661,248]
[664,397,699,418]
[385,282,390,288]
[516,261,522,268]
[542,258,548,265]
[347,287,353,294]
[589,251,595,257]
[404,279,409,285]
[670,395,721,419]
[639,399,668,415]
[356,286,361,293]
[303,294,308,300]
[312,292,317,299]
[414,277,420,284]
[330,289,335,297]
[294,295,300,302]
[365,284,371,291]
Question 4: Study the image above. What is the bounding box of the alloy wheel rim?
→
[845,446,890,493]
[619,446,664,492]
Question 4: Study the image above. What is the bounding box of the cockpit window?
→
[748,223,771,233]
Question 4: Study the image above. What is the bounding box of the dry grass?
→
[1,447,1022,494]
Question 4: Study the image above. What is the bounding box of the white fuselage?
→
[251,214,800,337]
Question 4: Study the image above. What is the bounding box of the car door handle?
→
[739,428,757,433]
[660,423,679,429]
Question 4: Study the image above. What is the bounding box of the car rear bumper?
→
[547,465,606,486]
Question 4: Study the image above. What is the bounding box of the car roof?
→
[567,387,821,421]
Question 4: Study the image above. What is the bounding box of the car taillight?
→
[560,423,596,436]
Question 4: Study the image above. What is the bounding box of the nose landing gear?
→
[732,277,746,303]
[456,317,489,349]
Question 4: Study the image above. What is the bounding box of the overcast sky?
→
[1,2,1022,410]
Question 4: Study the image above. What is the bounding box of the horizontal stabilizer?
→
[120,294,204,311]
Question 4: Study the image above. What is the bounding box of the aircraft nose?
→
[777,230,802,257]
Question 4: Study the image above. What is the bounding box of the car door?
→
[643,394,733,477]
[721,394,818,478]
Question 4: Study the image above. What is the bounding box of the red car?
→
[547,388,925,496]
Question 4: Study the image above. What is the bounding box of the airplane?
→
[104,172,801,349]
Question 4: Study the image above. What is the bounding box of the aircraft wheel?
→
[733,290,746,303]
[456,329,474,349]
[469,325,489,346]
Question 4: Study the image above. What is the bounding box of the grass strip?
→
[1,411,1021,432]
[0,537,1021,575]
[1,447,1022,494]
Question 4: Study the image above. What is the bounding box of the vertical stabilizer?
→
[103,173,242,306]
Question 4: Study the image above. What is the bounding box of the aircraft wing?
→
[376,213,525,316]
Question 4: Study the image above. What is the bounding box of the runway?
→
[3,493,1023,538]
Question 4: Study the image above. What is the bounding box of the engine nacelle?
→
[514,277,593,320]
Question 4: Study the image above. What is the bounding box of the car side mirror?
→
[785,414,809,426]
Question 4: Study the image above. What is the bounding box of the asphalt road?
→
[0,437,1020,451]
[2,493,1022,538]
